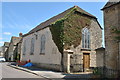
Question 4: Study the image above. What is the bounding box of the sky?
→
[1,2,107,47]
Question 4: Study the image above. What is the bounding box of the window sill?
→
[30,53,34,55]
[40,53,45,55]
[81,48,91,51]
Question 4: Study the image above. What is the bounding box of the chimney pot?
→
[19,33,22,37]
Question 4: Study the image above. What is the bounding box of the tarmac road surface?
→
[0,62,48,79]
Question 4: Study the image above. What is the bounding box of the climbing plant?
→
[49,7,92,53]
[64,12,91,49]
[111,26,120,41]
[49,19,64,53]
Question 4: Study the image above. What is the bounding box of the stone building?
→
[14,35,23,61]
[21,6,102,72]
[0,46,3,57]
[102,0,120,77]
[8,36,22,61]
[3,42,10,61]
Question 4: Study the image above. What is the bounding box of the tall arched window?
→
[40,34,46,54]
[23,40,26,55]
[82,27,90,49]
[30,38,35,55]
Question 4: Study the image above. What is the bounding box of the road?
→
[0,62,48,79]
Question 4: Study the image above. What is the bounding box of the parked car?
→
[0,57,6,62]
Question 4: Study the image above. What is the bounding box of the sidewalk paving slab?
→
[7,64,93,79]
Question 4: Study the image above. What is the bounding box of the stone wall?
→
[8,43,14,61]
[104,4,120,70]
[66,18,102,70]
[103,3,120,78]
[96,48,105,67]
[118,42,120,71]
[34,63,61,71]
[0,46,3,57]
[70,54,83,72]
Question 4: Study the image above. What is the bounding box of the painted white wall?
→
[21,27,61,65]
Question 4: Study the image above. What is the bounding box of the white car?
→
[0,57,6,62]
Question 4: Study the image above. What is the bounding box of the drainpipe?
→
[103,48,106,77]
[118,42,120,77]
[61,53,64,72]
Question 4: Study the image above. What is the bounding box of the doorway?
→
[83,53,90,71]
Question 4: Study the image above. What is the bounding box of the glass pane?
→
[40,35,46,53]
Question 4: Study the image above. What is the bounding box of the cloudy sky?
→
[1,2,107,46]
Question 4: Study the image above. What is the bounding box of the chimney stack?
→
[19,33,23,37]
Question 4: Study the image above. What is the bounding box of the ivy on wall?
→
[49,7,91,53]
[111,26,120,41]
[49,19,64,53]
[114,30,120,40]
[64,12,91,49]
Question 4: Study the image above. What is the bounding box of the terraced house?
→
[8,36,22,61]
[21,6,102,73]
[3,42,10,61]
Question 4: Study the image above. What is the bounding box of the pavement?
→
[7,63,93,79]
[1,62,45,78]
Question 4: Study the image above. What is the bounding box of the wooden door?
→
[83,53,90,69]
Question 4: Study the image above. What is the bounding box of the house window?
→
[52,47,57,54]
[40,34,46,54]
[30,38,35,55]
[82,27,90,49]
[23,40,26,55]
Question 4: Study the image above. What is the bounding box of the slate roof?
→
[23,6,98,37]
[102,0,120,10]
[4,42,10,47]
[10,36,22,46]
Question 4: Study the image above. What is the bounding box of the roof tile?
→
[23,6,97,37]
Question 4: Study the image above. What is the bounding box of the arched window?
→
[40,34,46,54]
[30,38,35,55]
[82,28,90,49]
[23,40,26,55]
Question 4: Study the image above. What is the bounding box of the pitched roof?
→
[10,36,22,46]
[102,0,120,10]
[4,42,10,47]
[23,6,97,37]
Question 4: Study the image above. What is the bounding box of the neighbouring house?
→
[14,33,23,61]
[8,35,22,61]
[21,6,102,73]
[3,42,10,61]
[102,0,120,77]
[0,46,3,57]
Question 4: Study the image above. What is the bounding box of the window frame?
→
[82,27,90,49]
[23,40,26,55]
[30,38,35,55]
[40,34,46,55]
